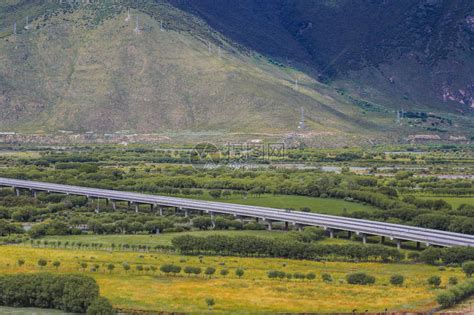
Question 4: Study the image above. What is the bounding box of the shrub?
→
[86,297,114,315]
[462,261,474,278]
[122,262,130,272]
[448,277,458,285]
[0,273,99,313]
[390,274,404,286]
[428,275,441,287]
[205,297,215,309]
[407,252,420,261]
[306,272,316,280]
[346,272,375,285]
[205,267,216,277]
[436,291,456,308]
[322,273,332,283]
[37,258,47,268]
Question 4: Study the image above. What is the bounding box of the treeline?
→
[0,273,112,314]
[31,239,174,252]
[436,280,474,308]
[419,247,474,265]
[346,203,474,235]
[171,235,404,262]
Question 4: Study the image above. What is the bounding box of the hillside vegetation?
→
[176,0,474,114]
[0,1,472,140]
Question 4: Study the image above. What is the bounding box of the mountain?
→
[172,0,474,113]
[0,0,472,143]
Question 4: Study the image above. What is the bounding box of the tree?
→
[390,274,404,286]
[160,264,174,275]
[235,268,244,278]
[17,259,25,267]
[136,265,143,272]
[206,297,215,310]
[171,265,182,276]
[0,220,23,236]
[306,273,316,281]
[193,216,214,230]
[462,261,474,278]
[38,259,47,269]
[122,262,131,272]
[107,264,115,273]
[86,297,114,315]
[184,266,194,277]
[81,262,88,271]
[267,270,278,279]
[53,261,61,270]
[220,269,229,277]
[427,275,441,287]
[0,273,99,313]
[205,267,216,278]
[322,273,332,283]
[346,272,375,285]
[209,190,222,199]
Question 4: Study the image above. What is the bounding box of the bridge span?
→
[0,177,472,248]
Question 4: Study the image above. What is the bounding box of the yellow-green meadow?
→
[0,245,462,314]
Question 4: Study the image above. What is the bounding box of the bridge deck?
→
[0,177,472,247]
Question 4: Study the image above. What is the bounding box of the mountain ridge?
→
[0,0,472,142]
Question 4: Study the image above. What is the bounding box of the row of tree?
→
[160,264,244,278]
[171,235,404,262]
[419,247,474,265]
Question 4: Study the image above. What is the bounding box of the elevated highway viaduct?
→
[1,177,473,248]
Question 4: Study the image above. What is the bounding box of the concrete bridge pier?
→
[210,211,216,228]
[347,231,352,239]
[32,190,37,199]
[262,219,273,231]
[361,233,367,244]
[266,221,273,231]
[111,200,117,210]
[134,203,139,213]
[184,209,189,218]
[159,206,164,216]
[396,239,402,250]
[292,222,303,231]
[328,228,335,239]
[381,236,385,244]
[416,241,421,249]
[14,187,20,197]
[285,221,289,230]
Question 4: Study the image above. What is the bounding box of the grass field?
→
[0,245,462,313]
[182,194,379,215]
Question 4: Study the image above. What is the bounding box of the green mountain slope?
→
[173,0,474,115]
[0,1,472,141]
